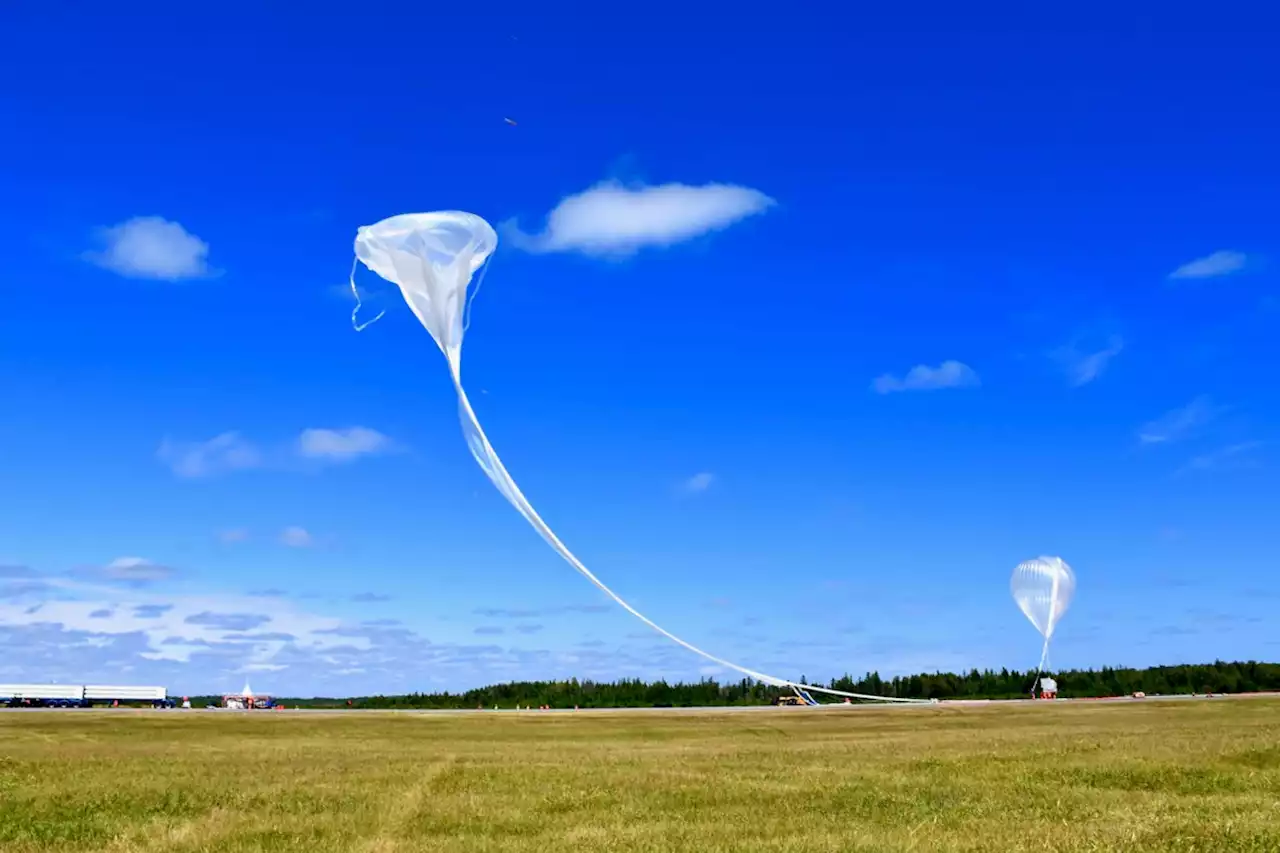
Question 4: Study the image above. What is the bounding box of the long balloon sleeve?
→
[353,211,924,704]
[449,365,920,702]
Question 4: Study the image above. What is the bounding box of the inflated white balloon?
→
[1011,556,1076,639]
[1011,555,1076,676]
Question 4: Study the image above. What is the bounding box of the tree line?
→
[193,660,1279,709]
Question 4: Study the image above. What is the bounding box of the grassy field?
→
[1,700,1278,852]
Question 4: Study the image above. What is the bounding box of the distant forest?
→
[195,660,1279,709]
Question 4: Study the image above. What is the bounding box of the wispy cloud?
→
[1,564,975,694]
[218,529,250,544]
[297,427,392,462]
[102,557,174,584]
[157,432,262,479]
[350,592,391,603]
[473,603,612,619]
[504,179,775,256]
[1050,334,1124,387]
[68,557,177,588]
[0,576,351,682]
[185,611,271,632]
[278,527,313,548]
[871,360,979,394]
[1138,396,1224,445]
[1,580,52,599]
[3,570,706,693]
[159,428,395,479]
[0,565,40,579]
[85,216,214,281]
[1177,441,1263,475]
[1168,250,1248,280]
[680,472,716,495]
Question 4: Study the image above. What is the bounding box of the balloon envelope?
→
[353,211,498,369]
[1010,556,1076,639]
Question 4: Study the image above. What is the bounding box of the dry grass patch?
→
[1,700,1278,851]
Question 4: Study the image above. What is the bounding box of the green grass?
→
[2,700,1278,852]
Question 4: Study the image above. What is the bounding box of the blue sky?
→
[1,5,1277,697]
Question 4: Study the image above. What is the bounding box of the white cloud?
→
[279,527,313,548]
[218,529,250,544]
[680,472,716,494]
[1138,396,1223,445]
[505,179,775,256]
[1050,334,1124,387]
[157,432,262,479]
[298,427,391,462]
[66,558,176,588]
[85,216,213,281]
[159,428,396,478]
[872,360,979,394]
[1168,250,1248,280]
[103,557,173,583]
[0,578,351,680]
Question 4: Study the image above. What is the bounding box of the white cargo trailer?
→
[83,684,167,702]
[0,683,86,706]
[83,684,173,707]
[0,683,174,708]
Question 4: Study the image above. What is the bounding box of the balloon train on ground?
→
[347,210,1071,706]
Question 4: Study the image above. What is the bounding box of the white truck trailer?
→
[0,683,87,707]
[84,685,172,707]
[0,683,175,708]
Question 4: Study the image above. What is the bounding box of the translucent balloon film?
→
[351,209,923,704]
[1011,556,1076,640]
[1011,555,1076,676]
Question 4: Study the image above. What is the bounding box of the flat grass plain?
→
[1,700,1278,852]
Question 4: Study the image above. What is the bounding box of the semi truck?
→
[0,683,175,708]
